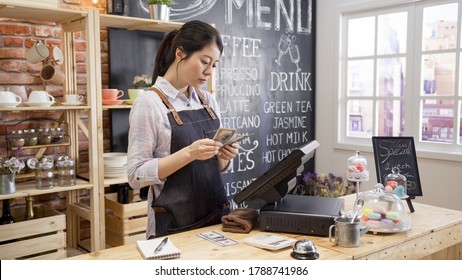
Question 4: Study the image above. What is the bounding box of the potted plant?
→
[292,172,356,198]
[0,157,25,195]
[148,0,173,21]
[132,74,153,89]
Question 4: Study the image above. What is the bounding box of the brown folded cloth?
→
[221,208,259,233]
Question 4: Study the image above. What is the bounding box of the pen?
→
[154,237,168,254]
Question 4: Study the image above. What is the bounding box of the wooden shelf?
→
[0,178,93,200]
[103,175,128,186]
[0,105,90,112]
[102,104,132,110]
[0,1,87,23]
[100,13,182,32]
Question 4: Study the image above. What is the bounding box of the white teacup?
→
[0,91,22,103]
[65,94,84,104]
[28,91,55,103]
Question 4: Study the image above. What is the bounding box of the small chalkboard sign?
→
[372,137,423,199]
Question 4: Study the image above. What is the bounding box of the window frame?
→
[335,0,462,162]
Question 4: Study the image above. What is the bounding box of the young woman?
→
[127,20,239,239]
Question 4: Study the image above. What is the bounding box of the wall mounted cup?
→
[40,64,65,85]
[47,45,64,65]
[25,40,50,63]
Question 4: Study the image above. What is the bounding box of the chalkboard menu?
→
[372,137,423,198]
[109,0,317,207]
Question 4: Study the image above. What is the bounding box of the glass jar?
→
[24,129,38,146]
[28,157,54,189]
[51,127,64,143]
[384,167,408,199]
[56,156,76,187]
[8,130,25,148]
[38,128,52,145]
[356,183,411,233]
[346,151,369,182]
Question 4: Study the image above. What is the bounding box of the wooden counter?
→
[68,225,350,260]
[312,195,462,260]
[68,195,462,260]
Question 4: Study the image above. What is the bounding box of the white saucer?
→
[0,102,21,108]
[23,101,55,107]
[61,102,82,106]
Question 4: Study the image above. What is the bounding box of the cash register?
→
[233,140,344,236]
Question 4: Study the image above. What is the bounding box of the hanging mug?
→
[47,44,64,65]
[40,64,65,85]
[26,40,50,63]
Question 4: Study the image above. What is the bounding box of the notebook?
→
[136,238,181,260]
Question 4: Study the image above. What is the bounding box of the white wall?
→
[316,0,462,211]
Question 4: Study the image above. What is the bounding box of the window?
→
[339,0,462,156]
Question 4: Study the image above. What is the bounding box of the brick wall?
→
[0,1,110,244]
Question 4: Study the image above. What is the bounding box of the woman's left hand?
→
[217,142,239,160]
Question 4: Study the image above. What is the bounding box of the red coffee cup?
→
[102,89,124,100]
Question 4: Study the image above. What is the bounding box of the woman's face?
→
[178,43,221,89]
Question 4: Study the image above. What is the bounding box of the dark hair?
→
[152,20,223,83]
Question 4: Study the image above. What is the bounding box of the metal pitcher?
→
[329,217,369,247]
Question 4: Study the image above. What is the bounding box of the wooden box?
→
[0,205,66,260]
[105,193,148,247]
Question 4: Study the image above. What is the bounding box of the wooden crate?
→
[105,193,148,247]
[0,205,66,260]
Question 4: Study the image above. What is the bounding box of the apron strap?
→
[195,88,218,120]
[150,87,184,125]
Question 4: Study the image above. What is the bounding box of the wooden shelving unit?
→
[0,0,102,257]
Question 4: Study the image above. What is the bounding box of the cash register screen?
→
[233,140,320,205]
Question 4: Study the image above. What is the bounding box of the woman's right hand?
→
[188,138,222,160]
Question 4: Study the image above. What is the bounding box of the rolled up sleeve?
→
[127,93,169,189]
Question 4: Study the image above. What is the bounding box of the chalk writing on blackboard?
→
[372,137,423,198]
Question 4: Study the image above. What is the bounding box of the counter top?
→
[68,224,350,260]
[68,195,462,260]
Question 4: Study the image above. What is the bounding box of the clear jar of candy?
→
[384,167,408,199]
[357,183,411,233]
[346,151,369,182]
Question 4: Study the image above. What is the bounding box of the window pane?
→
[421,99,454,143]
[421,53,456,96]
[347,60,374,96]
[423,3,458,51]
[377,100,405,136]
[377,57,406,96]
[459,101,462,144]
[378,12,407,55]
[347,100,373,137]
[348,17,375,57]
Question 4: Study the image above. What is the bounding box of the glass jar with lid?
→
[27,157,54,189]
[357,183,411,233]
[56,156,76,187]
[346,151,369,182]
[37,128,52,145]
[50,127,64,143]
[8,130,25,148]
[24,129,38,146]
[384,167,408,199]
